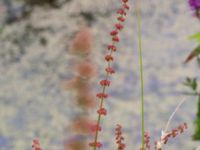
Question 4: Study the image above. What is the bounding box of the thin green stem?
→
[136,4,145,149]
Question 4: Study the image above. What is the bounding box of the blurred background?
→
[0,0,200,149]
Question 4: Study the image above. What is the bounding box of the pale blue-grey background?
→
[0,0,200,149]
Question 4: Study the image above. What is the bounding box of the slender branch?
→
[164,98,186,132]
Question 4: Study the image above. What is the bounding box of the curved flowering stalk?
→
[89,0,130,149]
[155,98,187,150]
[155,122,188,150]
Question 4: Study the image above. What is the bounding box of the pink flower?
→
[76,62,96,78]
[71,28,93,54]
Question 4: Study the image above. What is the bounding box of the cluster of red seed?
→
[32,139,42,150]
[155,122,188,150]
[89,0,130,148]
[140,132,150,150]
[115,124,126,150]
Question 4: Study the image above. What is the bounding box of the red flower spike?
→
[117,9,127,16]
[112,36,120,42]
[100,80,110,86]
[110,30,118,36]
[115,23,124,30]
[117,16,126,22]
[89,142,102,148]
[96,93,108,99]
[97,108,107,116]
[155,122,188,149]
[105,55,114,61]
[105,67,115,74]
[123,3,130,10]
[90,0,130,147]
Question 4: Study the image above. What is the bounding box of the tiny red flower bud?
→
[100,80,110,86]
[105,55,114,61]
[107,44,117,51]
[89,142,102,148]
[110,30,118,36]
[105,67,115,74]
[117,9,127,16]
[117,16,126,22]
[171,129,178,137]
[96,93,108,99]
[97,108,107,115]
[115,23,124,30]
[112,36,120,42]
[123,3,130,10]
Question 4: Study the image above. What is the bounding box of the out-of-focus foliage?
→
[183,77,198,91]
[24,0,71,7]
[0,0,72,25]
[189,32,200,43]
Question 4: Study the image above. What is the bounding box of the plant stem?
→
[164,98,186,132]
[93,73,109,150]
[93,50,113,150]
[136,3,145,149]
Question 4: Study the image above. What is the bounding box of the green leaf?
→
[189,32,200,43]
[192,78,197,91]
[183,77,198,91]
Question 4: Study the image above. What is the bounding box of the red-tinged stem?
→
[93,50,113,150]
